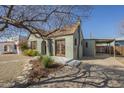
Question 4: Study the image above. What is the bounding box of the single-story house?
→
[115,37,124,46]
[28,21,83,60]
[0,35,27,55]
[0,41,19,54]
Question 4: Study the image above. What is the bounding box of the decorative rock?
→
[30,56,40,62]
[49,73,55,77]
[51,56,81,67]
[108,80,121,87]
[66,60,81,67]
[18,79,29,84]
[33,78,39,83]
[16,76,25,80]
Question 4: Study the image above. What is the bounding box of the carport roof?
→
[95,39,115,43]
[84,38,115,43]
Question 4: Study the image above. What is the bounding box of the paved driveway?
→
[0,54,30,85]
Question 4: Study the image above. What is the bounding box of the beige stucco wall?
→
[83,39,96,57]
[73,27,83,59]
[51,35,74,59]
[28,35,43,54]
[28,35,52,56]
[0,43,17,54]
[28,34,74,59]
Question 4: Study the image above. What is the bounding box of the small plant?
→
[23,49,40,56]
[42,56,54,68]
[39,55,43,61]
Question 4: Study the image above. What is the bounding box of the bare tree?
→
[0,5,92,38]
[118,20,124,36]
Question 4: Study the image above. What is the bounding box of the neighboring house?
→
[0,35,27,55]
[28,21,83,59]
[0,41,18,54]
[115,37,124,46]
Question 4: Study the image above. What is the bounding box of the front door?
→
[55,39,65,56]
[41,41,46,55]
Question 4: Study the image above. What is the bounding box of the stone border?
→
[2,56,80,88]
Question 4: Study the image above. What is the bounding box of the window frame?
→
[74,38,77,46]
[30,41,37,49]
[85,42,88,48]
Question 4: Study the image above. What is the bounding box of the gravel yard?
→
[27,56,124,88]
[1,54,124,88]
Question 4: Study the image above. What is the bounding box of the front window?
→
[85,42,88,48]
[14,45,17,49]
[74,39,77,46]
[4,45,8,51]
[31,41,37,49]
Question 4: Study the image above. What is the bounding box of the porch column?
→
[109,43,111,55]
[113,39,116,58]
[17,45,20,54]
[15,41,21,55]
[53,39,55,56]
[46,40,50,56]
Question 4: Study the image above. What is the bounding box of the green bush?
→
[20,42,28,51]
[23,49,40,56]
[39,55,43,61]
[42,56,54,68]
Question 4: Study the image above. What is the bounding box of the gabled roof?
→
[33,29,49,36]
[33,21,80,38]
[48,22,80,37]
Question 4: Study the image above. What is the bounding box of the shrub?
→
[42,56,54,68]
[23,49,40,56]
[20,42,29,51]
[39,55,43,61]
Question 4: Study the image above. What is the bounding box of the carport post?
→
[113,39,116,58]
[109,43,111,55]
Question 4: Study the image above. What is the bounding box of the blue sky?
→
[83,5,124,39]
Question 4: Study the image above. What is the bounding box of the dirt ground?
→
[0,54,30,62]
[0,61,25,83]
[0,54,30,83]
[116,56,124,64]
[82,54,124,68]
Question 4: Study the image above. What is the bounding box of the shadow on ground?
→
[10,61,124,88]
[82,53,113,60]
